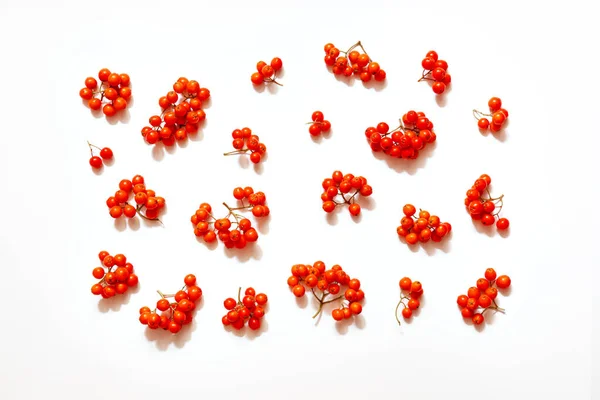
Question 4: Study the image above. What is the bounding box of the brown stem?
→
[237,287,242,303]
[223,149,248,156]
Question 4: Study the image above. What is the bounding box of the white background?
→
[0,0,597,399]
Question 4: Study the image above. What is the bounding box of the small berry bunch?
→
[139,274,202,334]
[251,57,283,86]
[321,171,373,217]
[87,141,113,169]
[457,268,511,326]
[473,97,509,133]
[90,251,139,298]
[288,261,364,322]
[223,127,267,164]
[307,111,332,137]
[106,175,165,222]
[418,50,451,94]
[222,287,267,331]
[191,187,268,248]
[395,277,424,324]
[365,111,437,159]
[323,41,386,83]
[465,174,509,230]
[397,204,452,245]
[141,77,210,146]
[79,68,131,117]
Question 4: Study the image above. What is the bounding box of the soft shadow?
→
[237,155,250,168]
[325,211,339,225]
[351,213,363,223]
[363,78,388,91]
[266,83,280,95]
[97,284,139,313]
[332,71,355,87]
[195,235,219,250]
[334,314,366,335]
[435,84,452,107]
[127,217,140,231]
[498,227,511,238]
[372,141,436,175]
[92,165,104,176]
[253,161,264,175]
[106,109,130,125]
[144,320,196,350]
[295,295,308,309]
[256,215,270,234]
[114,218,126,232]
[246,318,269,340]
[498,285,512,297]
[252,84,266,93]
[359,196,376,211]
[151,142,165,161]
[224,243,263,262]
[422,234,452,255]
[472,220,496,237]
[188,119,207,142]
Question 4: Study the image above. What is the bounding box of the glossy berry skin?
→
[89,156,103,169]
[80,68,131,117]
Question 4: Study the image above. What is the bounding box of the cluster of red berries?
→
[474,97,509,133]
[288,261,364,322]
[465,174,509,230]
[365,110,437,159]
[307,111,332,137]
[106,175,165,221]
[191,187,268,248]
[323,41,386,83]
[222,287,267,331]
[457,268,511,326]
[251,57,283,86]
[223,127,267,164]
[139,274,202,334]
[141,77,210,146]
[79,68,131,117]
[87,141,113,169]
[321,171,373,217]
[91,251,139,298]
[418,50,451,94]
[395,277,424,324]
[397,204,452,245]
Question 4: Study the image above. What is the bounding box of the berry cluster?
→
[321,171,372,217]
[223,127,267,164]
[418,50,451,94]
[307,111,332,137]
[141,77,210,146]
[139,274,202,334]
[397,204,452,245]
[79,68,131,117]
[365,111,437,159]
[288,261,364,323]
[106,175,165,221]
[251,57,283,86]
[91,251,139,298]
[87,141,113,169]
[465,174,509,230]
[323,41,386,83]
[473,97,509,133]
[457,268,511,326]
[191,187,268,248]
[222,287,267,331]
[395,277,424,324]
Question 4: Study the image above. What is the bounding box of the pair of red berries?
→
[139,274,202,334]
[222,287,267,331]
[224,127,267,164]
[141,77,210,146]
[457,268,511,327]
[79,68,131,117]
[395,277,424,323]
[365,110,437,159]
[107,175,165,222]
[474,97,509,133]
[251,57,283,86]
[287,261,364,323]
[321,171,373,217]
[307,111,332,136]
[87,141,113,169]
[324,41,386,83]
[465,174,509,230]
[191,186,267,249]
[419,50,451,94]
[396,204,452,245]
[90,251,139,298]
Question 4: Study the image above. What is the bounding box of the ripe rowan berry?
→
[251,57,283,86]
[323,41,386,84]
[395,277,424,325]
[473,97,509,133]
[90,251,138,299]
[418,50,450,95]
[458,269,510,328]
[80,69,131,118]
[465,174,509,233]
